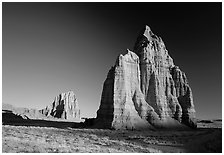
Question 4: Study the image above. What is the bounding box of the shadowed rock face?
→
[95,25,197,130]
[40,91,81,120]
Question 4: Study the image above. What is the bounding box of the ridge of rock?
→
[95,26,197,130]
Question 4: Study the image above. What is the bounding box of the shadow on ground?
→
[2,110,84,129]
[2,110,222,153]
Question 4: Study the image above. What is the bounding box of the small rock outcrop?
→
[95,25,197,130]
[40,91,81,120]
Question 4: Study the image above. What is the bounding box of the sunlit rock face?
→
[95,25,197,130]
[96,50,155,130]
[40,91,81,120]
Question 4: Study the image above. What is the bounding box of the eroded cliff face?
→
[95,25,197,130]
[41,91,81,120]
[96,50,155,129]
[134,26,196,128]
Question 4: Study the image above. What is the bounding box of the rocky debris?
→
[95,25,197,130]
[40,91,81,121]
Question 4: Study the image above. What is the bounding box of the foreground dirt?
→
[2,122,221,153]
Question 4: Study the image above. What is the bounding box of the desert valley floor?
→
[2,119,222,153]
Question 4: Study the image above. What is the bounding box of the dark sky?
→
[3,2,221,119]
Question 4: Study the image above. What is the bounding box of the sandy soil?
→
[2,121,222,153]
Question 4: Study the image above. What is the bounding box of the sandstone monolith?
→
[41,91,81,120]
[95,25,197,129]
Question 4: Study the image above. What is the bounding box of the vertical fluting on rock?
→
[133,25,196,128]
[96,25,197,129]
[96,50,154,129]
[41,91,81,120]
[170,66,196,128]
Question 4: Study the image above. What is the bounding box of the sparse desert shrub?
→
[2,125,222,153]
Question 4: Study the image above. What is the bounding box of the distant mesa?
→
[2,91,81,122]
[40,91,81,121]
[2,103,46,120]
[95,25,197,130]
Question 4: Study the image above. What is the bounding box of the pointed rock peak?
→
[143,25,153,40]
[96,25,197,130]
[127,48,132,54]
[145,25,151,32]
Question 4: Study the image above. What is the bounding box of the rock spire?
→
[95,25,197,129]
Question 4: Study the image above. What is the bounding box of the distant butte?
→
[40,91,81,121]
[2,91,81,122]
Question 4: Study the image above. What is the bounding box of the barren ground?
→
[2,120,222,153]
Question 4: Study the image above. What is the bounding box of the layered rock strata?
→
[40,91,81,120]
[95,25,197,130]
